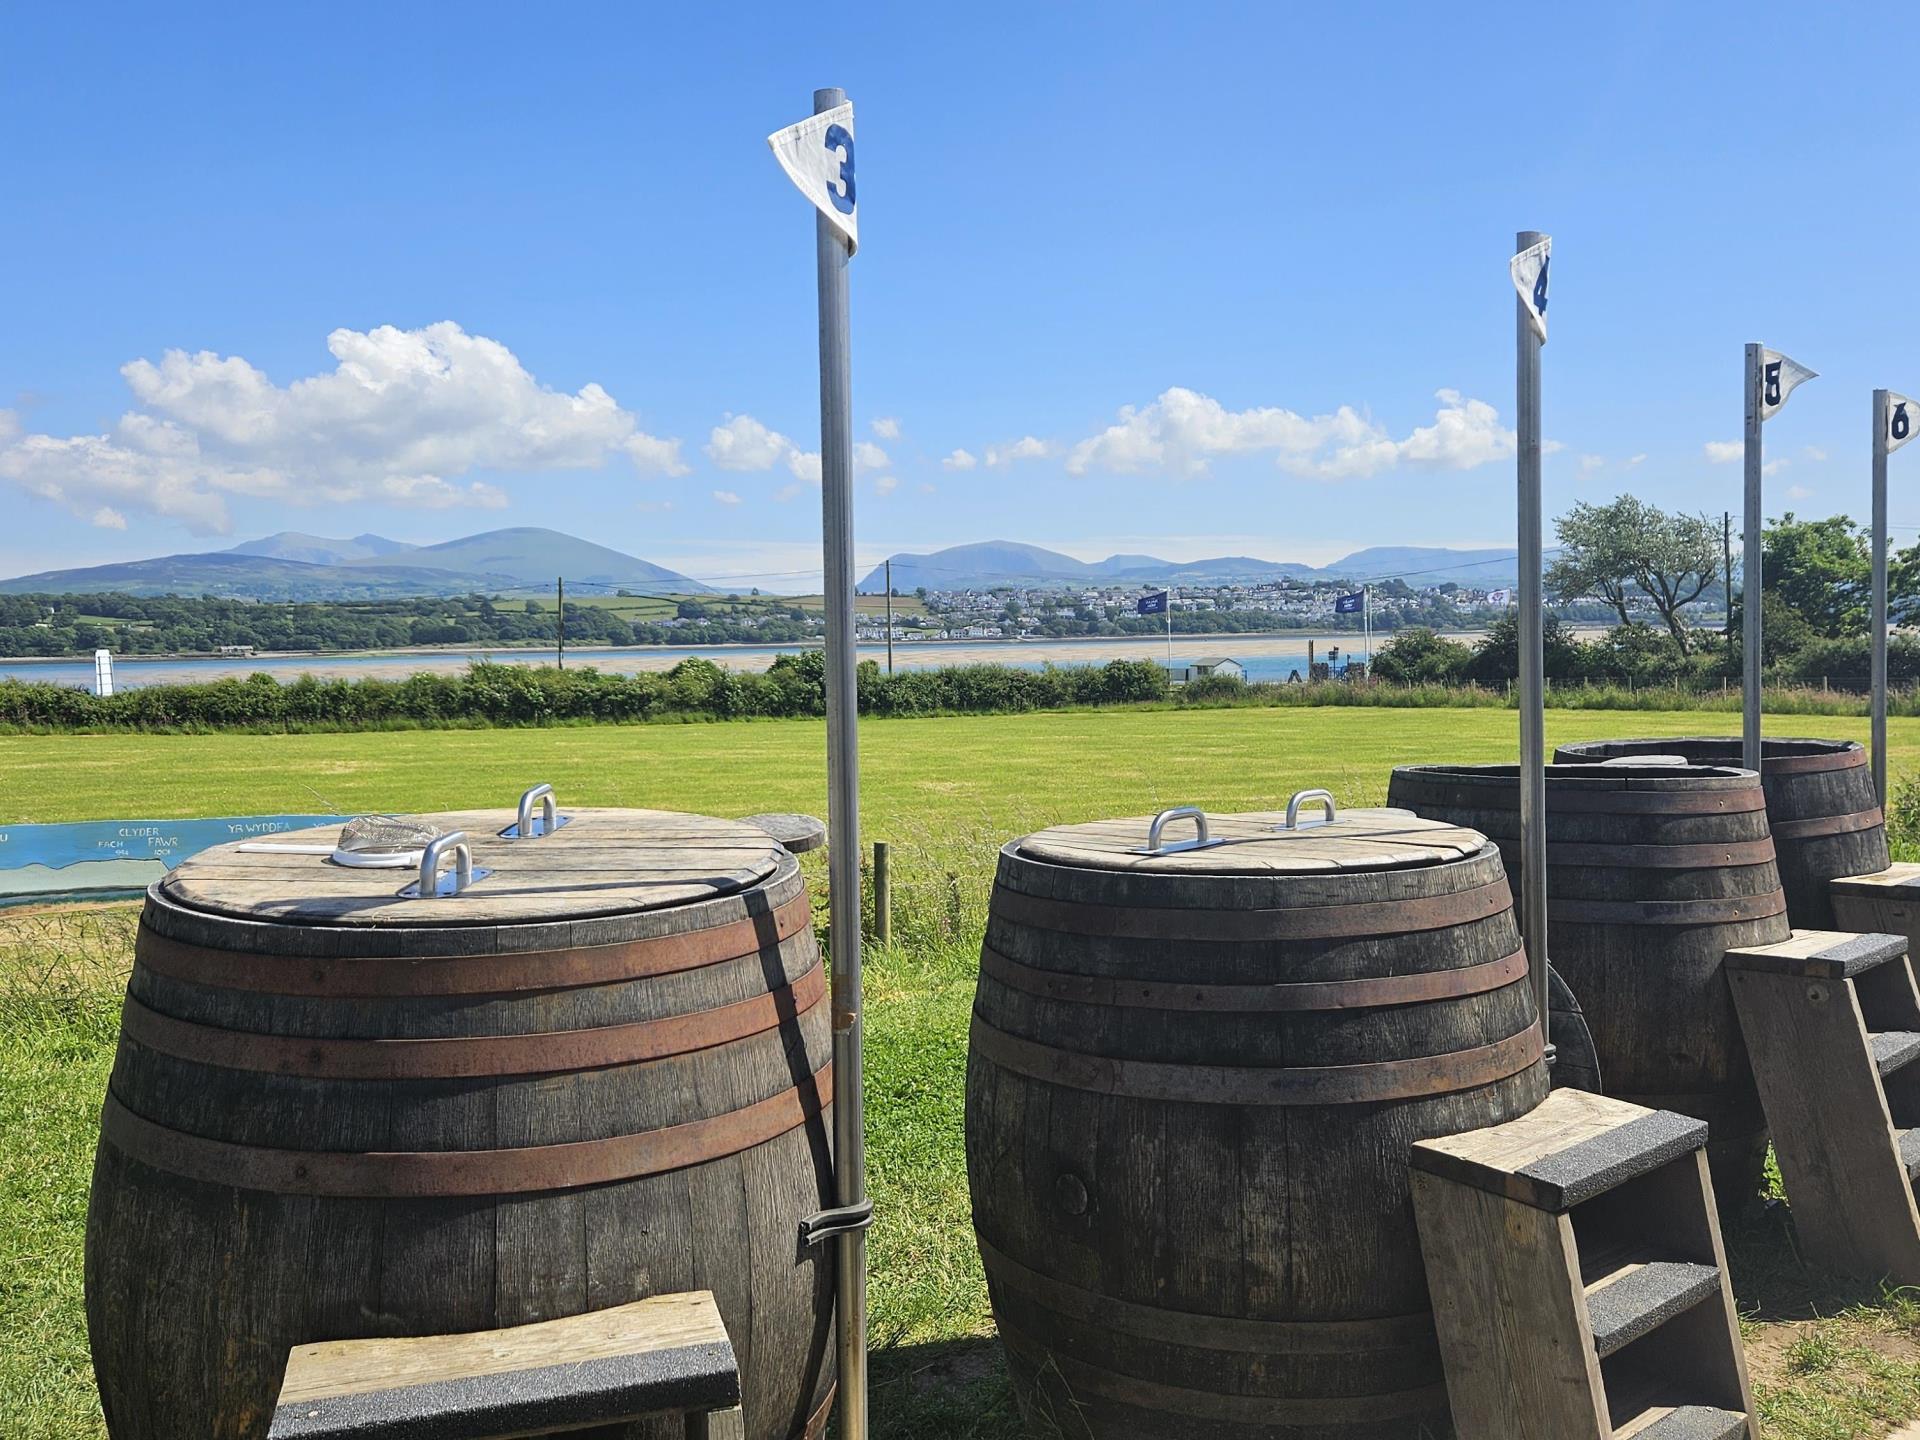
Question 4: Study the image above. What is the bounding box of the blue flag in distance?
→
[1334,591,1364,615]
[1137,591,1169,616]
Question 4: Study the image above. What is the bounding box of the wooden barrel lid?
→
[159,807,786,927]
[1014,807,1491,874]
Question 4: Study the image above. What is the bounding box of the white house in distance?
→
[1163,655,1246,685]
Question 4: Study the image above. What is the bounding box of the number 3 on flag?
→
[768,102,859,254]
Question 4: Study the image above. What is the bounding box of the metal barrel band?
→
[977,1236,1433,1354]
[1761,748,1867,774]
[1527,837,1781,869]
[969,1017,1542,1106]
[990,877,1512,943]
[1551,892,1790,926]
[1391,784,1769,817]
[998,1330,1449,1424]
[117,964,827,1079]
[97,1060,832,1198]
[978,945,1528,1013]
[1768,809,1886,840]
[131,896,813,998]
[799,1382,835,1440]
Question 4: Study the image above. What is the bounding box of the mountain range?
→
[0,528,711,600]
[857,540,1518,592]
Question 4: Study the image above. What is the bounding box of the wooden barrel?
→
[966,807,1548,1440]
[1385,763,1791,1197]
[1554,736,1888,929]
[85,808,835,1440]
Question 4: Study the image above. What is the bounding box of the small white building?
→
[1192,656,1245,680]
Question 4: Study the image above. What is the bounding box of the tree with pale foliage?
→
[1547,496,1719,653]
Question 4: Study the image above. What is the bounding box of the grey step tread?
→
[1724,930,1908,979]
[1584,1257,1723,1359]
[1873,1031,1920,1077]
[1900,1128,1920,1181]
[1614,1405,1748,1440]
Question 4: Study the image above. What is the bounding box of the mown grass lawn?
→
[5,706,1920,1439]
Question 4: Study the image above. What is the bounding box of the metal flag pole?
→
[1515,230,1549,1032]
[1165,590,1173,669]
[1743,343,1764,774]
[1364,584,1372,665]
[884,557,894,674]
[814,83,869,1440]
[770,82,871,1440]
[1874,389,1891,807]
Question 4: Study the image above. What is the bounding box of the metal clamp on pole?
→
[1133,806,1221,855]
[799,1198,875,1248]
[1283,788,1337,830]
[503,783,567,839]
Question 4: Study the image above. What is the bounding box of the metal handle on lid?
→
[1143,806,1212,855]
[418,832,474,898]
[1285,789,1337,829]
[517,783,557,839]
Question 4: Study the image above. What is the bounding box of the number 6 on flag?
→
[1890,392,1916,454]
[768,102,858,254]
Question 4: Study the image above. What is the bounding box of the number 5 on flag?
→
[768,102,859,254]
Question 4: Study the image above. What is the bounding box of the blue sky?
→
[1,2,1912,590]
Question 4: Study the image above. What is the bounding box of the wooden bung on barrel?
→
[85,803,836,1440]
[1386,762,1791,1199]
[1555,736,1889,930]
[965,798,1548,1440]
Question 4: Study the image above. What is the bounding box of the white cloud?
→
[1065,386,1513,481]
[1579,454,1605,473]
[871,417,900,440]
[0,321,683,533]
[0,410,18,444]
[1704,440,1742,463]
[1802,445,1828,462]
[92,506,128,530]
[707,414,796,471]
[635,498,675,513]
[986,436,1053,468]
[1625,453,1648,468]
[1763,458,1790,477]
[942,448,978,471]
[706,414,823,486]
[712,489,743,507]
[854,440,889,472]
[1542,439,1567,456]
[873,474,899,496]
[1787,484,1813,500]
[774,481,808,503]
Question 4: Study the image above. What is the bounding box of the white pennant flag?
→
[1760,349,1816,421]
[1889,392,1917,454]
[767,102,857,254]
[1510,236,1550,343]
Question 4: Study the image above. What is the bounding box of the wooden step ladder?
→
[1410,1089,1755,1440]
[1724,928,1920,1282]
[1830,862,1920,944]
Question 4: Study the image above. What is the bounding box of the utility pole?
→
[1723,512,1733,652]
[556,576,565,670]
[1742,345,1762,771]
[884,558,894,674]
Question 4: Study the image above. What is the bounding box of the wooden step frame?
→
[1410,1089,1755,1440]
[1831,862,1920,944]
[1724,928,1920,1283]
[265,1291,745,1440]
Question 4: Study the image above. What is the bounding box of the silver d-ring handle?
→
[517,784,557,839]
[419,832,474,898]
[1145,806,1209,854]
[1285,789,1337,830]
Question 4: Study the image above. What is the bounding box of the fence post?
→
[873,841,891,947]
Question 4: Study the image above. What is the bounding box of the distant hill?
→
[0,526,711,600]
[1319,545,1518,586]
[856,540,1507,592]
[227,532,418,565]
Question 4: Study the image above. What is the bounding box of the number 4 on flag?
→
[768,102,858,254]
[1510,236,1550,343]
